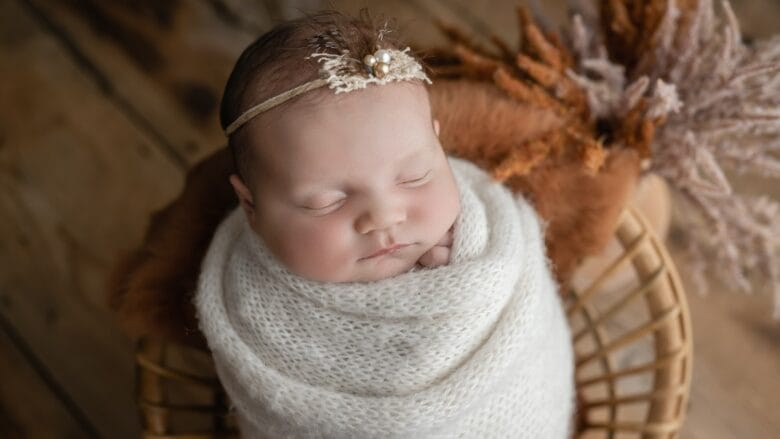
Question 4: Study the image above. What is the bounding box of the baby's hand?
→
[417,227,454,268]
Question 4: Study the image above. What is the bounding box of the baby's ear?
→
[229,174,256,219]
[433,119,440,137]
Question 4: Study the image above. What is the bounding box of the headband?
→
[224,45,432,136]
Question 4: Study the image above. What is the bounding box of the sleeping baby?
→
[194,10,575,438]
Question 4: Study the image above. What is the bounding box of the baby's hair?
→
[220,9,408,191]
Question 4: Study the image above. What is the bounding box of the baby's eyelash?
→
[300,171,432,215]
[402,170,432,185]
[304,199,345,211]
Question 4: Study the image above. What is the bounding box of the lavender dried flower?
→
[571,0,780,316]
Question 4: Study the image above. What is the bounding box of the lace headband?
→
[224,45,432,136]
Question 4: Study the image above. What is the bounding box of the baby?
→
[195,10,574,439]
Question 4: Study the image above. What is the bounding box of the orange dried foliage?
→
[493,67,565,114]
[517,6,564,71]
[453,44,501,79]
[600,0,699,72]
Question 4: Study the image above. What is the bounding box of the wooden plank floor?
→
[0,0,777,438]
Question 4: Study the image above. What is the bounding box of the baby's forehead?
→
[256,132,433,178]
[244,81,435,183]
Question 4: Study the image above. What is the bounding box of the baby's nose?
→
[355,199,406,234]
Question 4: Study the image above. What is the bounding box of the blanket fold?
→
[195,156,574,438]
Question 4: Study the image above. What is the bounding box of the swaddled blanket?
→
[194,156,574,438]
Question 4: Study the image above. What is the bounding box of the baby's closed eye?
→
[298,169,435,214]
[303,198,346,211]
[400,170,432,186]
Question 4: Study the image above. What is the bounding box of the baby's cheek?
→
[275,220,355,281]
[415,180,460,238]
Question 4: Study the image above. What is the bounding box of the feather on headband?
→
[224,45,431,136]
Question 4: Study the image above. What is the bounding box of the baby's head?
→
[221,11,461,283]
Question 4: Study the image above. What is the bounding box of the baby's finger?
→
[437,229,454,247]
[417,250,435,267]
[418,246,450,267]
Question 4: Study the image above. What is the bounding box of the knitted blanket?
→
[194,156,574,438]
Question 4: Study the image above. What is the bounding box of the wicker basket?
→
[134,206,692,438]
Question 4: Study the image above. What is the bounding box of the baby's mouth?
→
[361,243,412,260]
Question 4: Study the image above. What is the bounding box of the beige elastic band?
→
[224,78,329,136]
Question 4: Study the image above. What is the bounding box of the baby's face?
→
[231,81,461,282]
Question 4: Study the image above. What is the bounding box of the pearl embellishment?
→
[363,48,393,78]
[375,49,392,64]
[374,62,390,78]
[363,54,377,67]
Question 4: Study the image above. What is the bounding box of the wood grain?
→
[25,0,272,166]
[0,0,184,437]
[0,318,91,438]
[672,239,780,439]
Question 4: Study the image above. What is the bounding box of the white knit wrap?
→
[195,157,575,438]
